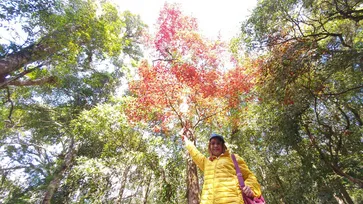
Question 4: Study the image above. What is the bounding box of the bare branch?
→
[7,76,57,87]
[304,123,363,188]
[0,63,44,88]
[0,166,32,171]
[5,87,14,125]
[345,104,363,126]
[321,85,363,96]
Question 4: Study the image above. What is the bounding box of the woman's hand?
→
[179,127,193,142]
[179,129,186,142]
[179,128,190,142]
[240,186,254,197]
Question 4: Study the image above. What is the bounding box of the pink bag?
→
[231,154,266,204]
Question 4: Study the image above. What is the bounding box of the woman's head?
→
[208,133,227,157]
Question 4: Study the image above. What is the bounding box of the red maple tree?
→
[127,3,255,202]
[128,3,254,133]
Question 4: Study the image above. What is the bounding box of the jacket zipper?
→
[213,157,219,203]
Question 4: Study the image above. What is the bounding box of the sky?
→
[113,0,257,40]
[0,0,257,44]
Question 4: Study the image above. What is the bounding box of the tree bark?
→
[0,27,75,87]
[182,125,200,204]
[42,138,77,204]
[337,180,354,204]
[143,174,152,204]
[116,165,131,204]
[186,148,200,204]
[0,41,54,82]
[0,76,57,88]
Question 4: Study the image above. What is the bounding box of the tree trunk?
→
[116,165,131,204]
[182,125,200,204]
[143,174,152,204]
[0,41,54,81]
[337,181,354,204]
[42,138,77,204]
[186,152,200,204]
[0,27,75,87]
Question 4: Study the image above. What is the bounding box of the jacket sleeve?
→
[184,138,206,172]
[236,154,262,197]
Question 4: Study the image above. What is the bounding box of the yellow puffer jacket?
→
[185,139,262,204]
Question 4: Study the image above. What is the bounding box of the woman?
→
[181,131,262,204]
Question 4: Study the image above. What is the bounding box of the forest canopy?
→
[0,0,362,203]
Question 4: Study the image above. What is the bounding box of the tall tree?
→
[238,0,363,203]
[0,0,142,88]
[0,0,145,203]
[0,0,144,124]
[127,3,255,203]
[56,103,164,203]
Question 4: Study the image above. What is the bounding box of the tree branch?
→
[7,76,57,87]
[345,104,363,126]
[333,0,363,22]
[0,63,44,88]
[321,85,363,96]
[0,165,32,171]
[5,87,14,125]
[304,123,363,188]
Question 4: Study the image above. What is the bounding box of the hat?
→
[209,133,225,143]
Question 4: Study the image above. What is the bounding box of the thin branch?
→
[321,85,363,96]
[0,63,44,88]
[0,166,33,171]
[304,123,363,188]
[5,87,14,125]
[7,76,57,87]
[193,106,229,129]
[159,81,185,129]
[152,58,177,66]
[333,0,363,22]
[337,105,351,130]
[345,104,363,126]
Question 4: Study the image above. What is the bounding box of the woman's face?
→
[210,138,224,157]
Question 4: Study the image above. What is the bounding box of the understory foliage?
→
[0,0,362,203]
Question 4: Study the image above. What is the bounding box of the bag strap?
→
[231,154,245,188]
